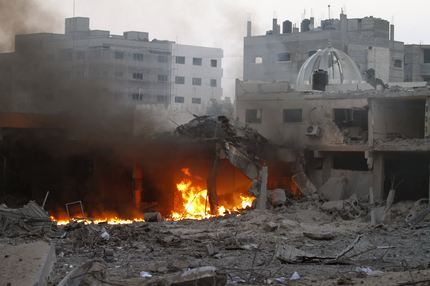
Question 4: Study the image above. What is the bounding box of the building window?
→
[158,75,168,82]
[175,96,184,103]
[192,97,201,104]
[192,77,202,86]
[77,51,85,59]
[210,79,217,87]
[133,53,143,61]
[309,50,317,57]
[283,109,302,122]
[115,51,124,59]
[59,49,73,61]
[176,56,185,64]
[246,109,262,123]
[211,59,217,67]
[193,58,202,66]
[132,93,143,101]
[157,95,166,102]
[254,56,262,64]
[46,54,55,62]
[175,76,185,84]
[133,73,143,80]
[115,71,123,77]
[277,53,291,62]
[158,55,168,63]
[394,60,402,68]
[424,49,430,64]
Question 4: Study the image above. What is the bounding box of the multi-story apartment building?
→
[404,44,430,82]
[0,17,223,132]
[244,12,404,85]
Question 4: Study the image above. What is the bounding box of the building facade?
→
[0,17,223,133]
[404,44,430,82]
[244,13,404,85]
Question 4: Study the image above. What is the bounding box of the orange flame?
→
[171,168,254,220]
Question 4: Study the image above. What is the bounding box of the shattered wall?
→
[236,82,368,147]
[372,98,425,140]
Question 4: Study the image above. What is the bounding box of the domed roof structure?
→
[296,43,363,87]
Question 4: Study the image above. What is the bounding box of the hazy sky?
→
[15,0,430,98]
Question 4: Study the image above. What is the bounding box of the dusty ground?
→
[1,198,430,285]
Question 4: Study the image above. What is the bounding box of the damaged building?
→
[237,40,430,204]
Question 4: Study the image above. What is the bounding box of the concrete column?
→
[133,161,143,208]
[321,153,333,185]
[257,166,268,209]
[368,98,374,147]
[372,153,385,202]
[425,98,430,138]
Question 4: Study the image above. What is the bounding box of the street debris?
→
[0,201,55,237]
[1,195,430,285]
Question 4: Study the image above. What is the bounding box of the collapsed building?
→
[237,41,430,204]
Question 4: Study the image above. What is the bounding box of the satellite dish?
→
[309,23,314,30]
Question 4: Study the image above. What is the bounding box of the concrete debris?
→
[371,207,385,225]
[270,189,287,207]
[3,199,430,285]
[57,260,107,286]
[247,179,260,197]
[275,242,335,263]
[303,232,334,240]
[319,175,347,201]
[0,201,55,237]
[263,222,279,232]
[292,172,317,196]
[157,266,227,286]
[174,115,269,172]
[275,234,377,264]
[408,207,430,225]
[321,200,345,212]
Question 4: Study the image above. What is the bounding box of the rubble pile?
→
[174,115,270,165]
[2,197,430,285]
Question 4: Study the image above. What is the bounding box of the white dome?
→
[296,45,363,86]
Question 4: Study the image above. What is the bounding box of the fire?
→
[171,168,254,220]
[49,167,255,225]
[50,215,145,225]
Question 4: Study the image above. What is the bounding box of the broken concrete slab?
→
[263,222,279,232]
[321,201,345,212]
[224,144,259,180]
[319,176,347,201]
[58,260,107,286]
[371,207,385,225]
[157,266,227,286]
[275,242,334,263]
[0,241,56,286]
[292,172,318,196]
[408,207,430,225]
[0,201,53,234]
